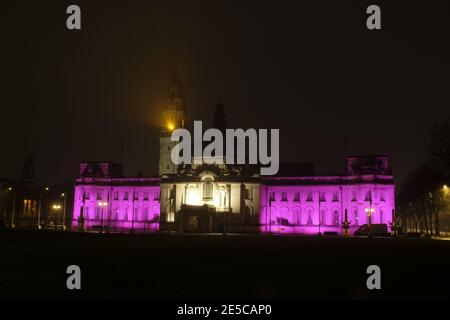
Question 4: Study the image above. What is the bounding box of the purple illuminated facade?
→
[72,156,395,235]
[259,156,395,234]
[72,162,160,233]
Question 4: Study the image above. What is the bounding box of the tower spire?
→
[159,69,187,176]
[161,69,186,135]
[213,100,226,133]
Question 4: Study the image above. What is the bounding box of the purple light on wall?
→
[72,157,395,236]
[259,178,395,235]
[72,177,161,233]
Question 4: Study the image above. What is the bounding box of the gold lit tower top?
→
[161,69,186,135]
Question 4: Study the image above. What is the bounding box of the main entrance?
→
[179,204,216,233]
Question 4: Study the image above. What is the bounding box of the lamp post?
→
[61,193,67,230]
[1,188,6,224]
[443,185,449,236]
[52,204,61,230]
[365,207,374,226]
[318,191,322,236]
[37,187,49,230]
[98,201,108,233]
[223,184,231,235]
[269,195,273,235]
[9,187,16,229]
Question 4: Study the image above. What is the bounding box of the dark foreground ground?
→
[1,231,450,300]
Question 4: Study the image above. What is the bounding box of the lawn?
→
[1,231,449,299]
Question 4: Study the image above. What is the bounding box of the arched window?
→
[320,208,327,225]
[306,208,314,225]
[293,207,301,225]
[379,208,385,224]
[333,209,340,226]
[133,207,139,221]
[95,207,101,220]
[123,207,129,221]
[219,188,227,207]
[270,206,277,225]
[142,207,149,221]
[279,207,289,225]
[244,206,252,225]
[82,206,89,219]
[112,207,119,220]
[166,205,175,222]
[352,207,359,225]
[153,206,160,221]
[203,178,213,200]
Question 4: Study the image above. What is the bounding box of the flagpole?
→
[131,188,135,234]
[318,190,321,235]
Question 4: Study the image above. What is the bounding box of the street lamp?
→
[61,193,67,230]
[37,187,49,230]
[365,207,375,226]
[98,201,108,232]
[8,187,16,229]
[52,204,61,230]
[318,191,322,236]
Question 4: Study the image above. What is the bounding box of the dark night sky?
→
[2,0,450,186]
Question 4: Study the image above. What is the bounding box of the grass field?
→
[1,231,449,299]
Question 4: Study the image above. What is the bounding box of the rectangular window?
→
[306,191,313,202]
[380,191,385,201]
[113,192,119,200]
[124,192,129,200]
[134,192,139,200]
[281,192,287,201]
[269,192,275,201]
[203,179,213,200]
[96,191,102,200]
[332,191,339,202]
[351,191,357,202]
[365,190,372,201]
[84,191,90,200]
[245,188,252,200]
[144,192,149,201]
[319,191,326,202]
[294,192,300,202]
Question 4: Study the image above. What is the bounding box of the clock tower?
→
[159,70,187,176]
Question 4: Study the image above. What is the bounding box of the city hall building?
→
[72,72,395,234]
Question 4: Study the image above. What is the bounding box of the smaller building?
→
[0,155,72,230]
[72,162,160,232]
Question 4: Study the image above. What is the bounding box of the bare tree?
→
[398,164,446,235]
[426,118,450,173]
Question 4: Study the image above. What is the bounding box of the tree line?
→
[397,118,450,236]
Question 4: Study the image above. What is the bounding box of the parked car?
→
[354,224,389,236]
